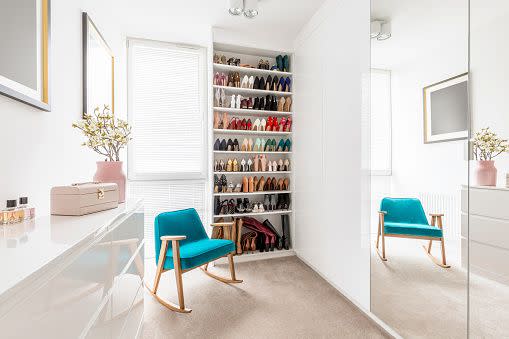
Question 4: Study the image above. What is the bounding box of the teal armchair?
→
[376,198,450,268]
[146,208,242,313]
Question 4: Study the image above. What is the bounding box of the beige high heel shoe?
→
[241,138,248,151]
[233,159,239,172]
[253,176,259,192]
[248,138,254,152]
[284,159,290,171]
[260,155,267,172]
[222,113,228,129]
[272,161,277,171]
[278,159,284,171]
[213,111,220,129]
[283,178,290,190]
[248,177,254,193]
[277,97,285,112]
[254,155,259,172]
[227,159,233,172]
[283,97,292,112]
[258,176,265,191]
[242,176,249,193]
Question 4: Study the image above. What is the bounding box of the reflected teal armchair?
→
[146,208,242,313]
[376,198,450,268]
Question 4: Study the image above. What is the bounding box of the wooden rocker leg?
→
[375,213,387,262]
[421,238,450,268]
[200,253,243,284]
[145,239,192,313]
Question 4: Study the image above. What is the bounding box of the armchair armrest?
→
[160,235,186,241]
[378,211,387,215]
[211,222,234,228]
[429,213,444,217]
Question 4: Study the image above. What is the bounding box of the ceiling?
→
[115,0,327,43]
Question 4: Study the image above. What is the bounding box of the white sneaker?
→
[252,203,259,213]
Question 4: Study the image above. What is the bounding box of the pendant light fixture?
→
[228,0,259,18]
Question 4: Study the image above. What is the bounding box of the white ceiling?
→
[116,0,327,43]
[371,0,468,69]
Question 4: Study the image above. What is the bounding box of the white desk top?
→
[0,200,142,304]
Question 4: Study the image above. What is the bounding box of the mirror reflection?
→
[370,0,468,337]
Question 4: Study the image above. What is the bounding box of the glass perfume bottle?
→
[18,197,35,221]
[3,200,18,224]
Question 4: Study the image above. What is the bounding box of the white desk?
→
[0,200,144,338]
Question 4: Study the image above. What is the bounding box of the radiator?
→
[416,192,461,243]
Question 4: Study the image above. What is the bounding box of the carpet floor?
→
[143,256,389,339]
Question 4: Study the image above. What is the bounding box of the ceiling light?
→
[243,0,259,18]
[229,0,243,15]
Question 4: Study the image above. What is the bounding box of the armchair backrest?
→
[154,208,208,264]
[380,198,428,225]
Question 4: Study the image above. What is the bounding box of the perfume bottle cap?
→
[6,200,17,208]
[19,197,28,205]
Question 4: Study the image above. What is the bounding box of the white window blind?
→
[127,39,206,180]
[370,69,392,175]
[127,39,208,258]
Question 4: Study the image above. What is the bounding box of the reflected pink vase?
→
[93,161,126,202]
[475,160,497,186]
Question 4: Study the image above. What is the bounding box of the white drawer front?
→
[469,215,509,250]
[466,188,509,220]
[470,240,509,285]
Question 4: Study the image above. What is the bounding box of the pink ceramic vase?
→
[93,161,126,202]
[475,160,497,186]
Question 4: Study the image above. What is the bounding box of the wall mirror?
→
[0,0,50,111]
[370,0,469,337]
[82,12,114,117]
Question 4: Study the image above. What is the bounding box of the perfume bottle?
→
[3,200,18,224]
[18,197,35,220]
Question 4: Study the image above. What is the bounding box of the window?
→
[370,69,392,175]
[127,39,208,258]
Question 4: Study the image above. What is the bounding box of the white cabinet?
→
[0,201,144,339]
[461,186,509,284]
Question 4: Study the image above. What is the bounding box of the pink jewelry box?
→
[51,182,119,216]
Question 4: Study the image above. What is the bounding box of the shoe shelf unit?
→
[212,43,294,261]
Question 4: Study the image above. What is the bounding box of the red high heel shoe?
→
[266,117,273,131]
[284,117,292,132]
[240,118,247,130]
[228,117,237,130]
[279,117,286,132]
[246,119,252,131]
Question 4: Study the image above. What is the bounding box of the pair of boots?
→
[262,215,291,251]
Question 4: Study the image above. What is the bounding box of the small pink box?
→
[51,182,119,216]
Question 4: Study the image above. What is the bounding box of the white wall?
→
[293,0,371,309]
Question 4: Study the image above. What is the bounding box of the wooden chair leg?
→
[172,240,186,311]
[421,238,450,268]
[201,254,243,284]
[440,238,448,266]
[376,218,381,249]
[145,239,192,313]
[375,213,387,262]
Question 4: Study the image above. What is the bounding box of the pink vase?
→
[93,161,126,202]
[475,160,497,186]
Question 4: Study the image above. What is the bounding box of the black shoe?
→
[214,138,220,150]
[220,139,227,151]
[264,95,271,110]
[233,139,239,151]
[259,77,265,91]
[270,96,278,111]
[263,219,282,250]
[281,215,290,250]
[258,97,265,110]
[226,139,234,151]
[214,196,221,215]
[254,76,260,90]
[272,76,278,91]
[266,75,272,91]
[253,97,260,110]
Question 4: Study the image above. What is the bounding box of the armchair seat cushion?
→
[384,222,443,238]
[164,238,235,270]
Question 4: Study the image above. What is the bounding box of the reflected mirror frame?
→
[82,12,115,118]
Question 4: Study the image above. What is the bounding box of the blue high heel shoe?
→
[277,139,285,152]
[276,55,283,71]
[278,77,285,92]
[283,139,292,152]
[284,77,291,92]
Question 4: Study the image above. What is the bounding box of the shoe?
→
[247,119,252,130]
[220,73,227,86]
[234,72,241,87]
[214,174,219,193]
[219,159,225,171]
[253,176,259,192]
[266,117,273,131]
[278,77,285,92]
[258,202,265,212]
[263,219,282,250]
[261,138,267,152]
[254,76,260,90]
[253,203,259,213]
[276,55,283,71]
[278,159,284,171]
[260,118,267,131]
[233,158,239,171]
[220,139,227,151]
[254,138,261,152]
[281,214,291,249]
[253,97,260,110]
[214,138,220,150]
[284,139,292,152]
[263,195,271,210]
[226,139,234,151]
[284,77,291,92]
[265,75,272,91]
[270,96,278,111]
[228,117,236,130]
[241,158,246,172]
[236,198,245,212]
[277,97,285,112]
[213,111,220,129]
[230,95,236,109]
[248,177,254,192]
[241,99,248,109]
[283,96,292,112]
[258,97,265,110]
[272,161,277,172]
[215,89,221,107]
[240,118,247,130]
[264,95,271,110]
[236,94,241,109]
[283,178,290,190]
[264,178,271,191]
[271,194,277,210]
[241,138,248,151]
[241,75,248,88]
[278,117,286,132]
[247,158,253,171]
[254,155,260,171]
[242,176,248,192]
[277,178,284,190]
[283,55,289,72]
[227,159,233,172]
[284,159,290,171]
[271,76,279,91]
[220,174,227,192]
[234,183,242,192]
[221,89,226,107]
[260,155,267,172]
[284,117,292,132]
[253,118,261,131]
[259,77,266,91]
[276,139,285,151]
[249,76,254,89]
[258,176,265,191]
[268,161,272,172]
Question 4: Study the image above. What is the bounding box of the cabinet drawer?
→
[466,188,509,220]
[470,240,509,285]
[469,215,509,250]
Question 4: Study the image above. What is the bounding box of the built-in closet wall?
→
[293,0,371,309]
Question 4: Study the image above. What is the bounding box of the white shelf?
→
[213,190,291,197]
[213,129,292,136]
[214,171,291,175]
[213,107,293,116]
[213,85,292,97]
[213,249,295,264]
[213,63,293,77]
[213,209,292,218]
[213,151,291,155]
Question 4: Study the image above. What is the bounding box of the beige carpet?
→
[371,238,509,338]
[143,256,389,339]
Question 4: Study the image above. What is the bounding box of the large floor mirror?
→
[369,0,469,337]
